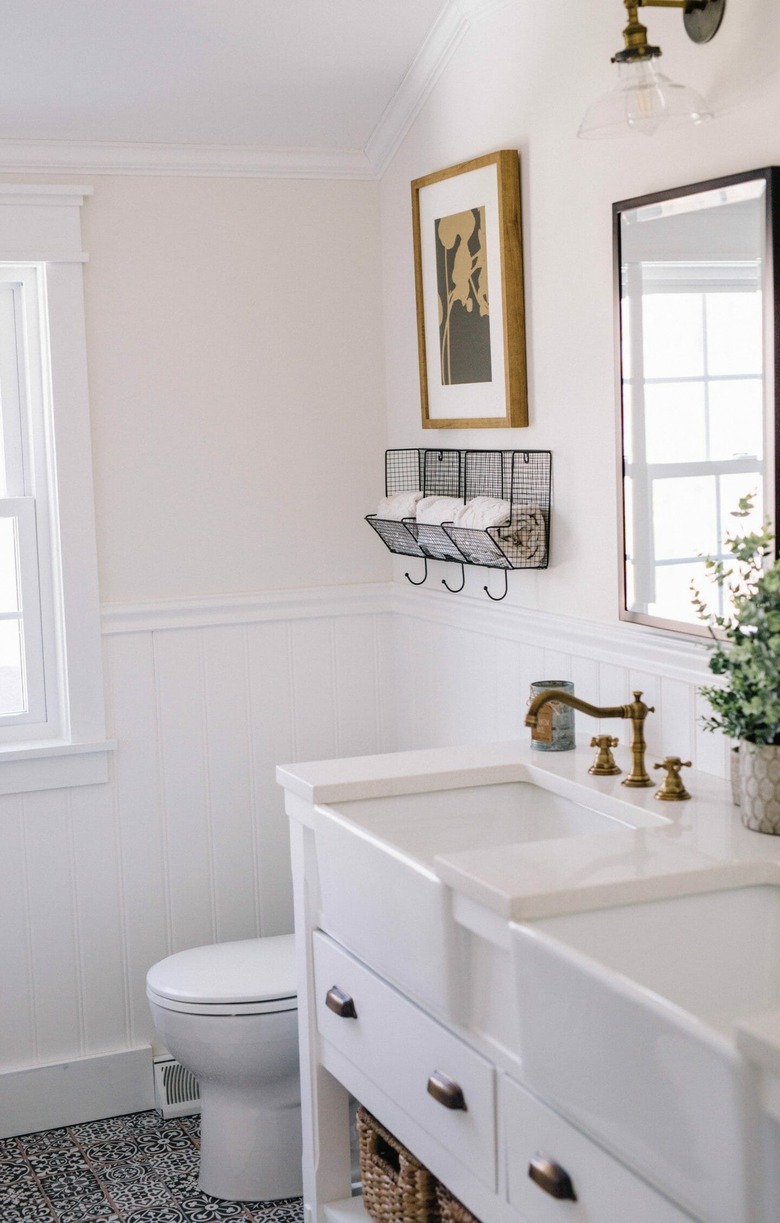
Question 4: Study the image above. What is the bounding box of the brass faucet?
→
[525,689,655,788]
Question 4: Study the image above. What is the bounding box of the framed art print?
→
[411,149,528,429]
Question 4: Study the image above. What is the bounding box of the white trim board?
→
[100,584,392,635]
[388,582,713,689]
[100,581,714,690]
[0,1047,154,1139]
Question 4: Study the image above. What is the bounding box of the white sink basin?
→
[313,779,660,1020]
[511,884,780,1223]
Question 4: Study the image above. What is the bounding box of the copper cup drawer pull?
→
[528,1153,577,1201]
[325,986,358,1019]
[426,1070,467,1111]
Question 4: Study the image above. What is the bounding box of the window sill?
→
[0,739,117,795]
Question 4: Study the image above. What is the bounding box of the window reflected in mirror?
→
[616,170,779,634]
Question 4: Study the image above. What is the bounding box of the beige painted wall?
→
[38,174,387,603]
[379,0,780,627]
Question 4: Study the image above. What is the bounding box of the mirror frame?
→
[614,166,780,636]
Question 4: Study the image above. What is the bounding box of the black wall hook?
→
[442,563,466,593]
[405,558,428,586]
[484,569,509,601]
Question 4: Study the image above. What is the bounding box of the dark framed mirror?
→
[615,167,780,635]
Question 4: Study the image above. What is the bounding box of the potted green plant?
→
[692,494,780,833]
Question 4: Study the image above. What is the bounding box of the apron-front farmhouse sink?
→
[313,779,661,1020]
[511,883,780,1223]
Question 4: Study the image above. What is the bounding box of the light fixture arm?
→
[613,3,660,63]
[613,0,724,61]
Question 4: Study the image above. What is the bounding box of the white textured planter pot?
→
[730,746,741,806]
[739,741,780,835]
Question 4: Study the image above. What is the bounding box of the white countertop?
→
[278,740,780,905]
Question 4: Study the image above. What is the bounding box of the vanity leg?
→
[290,822,353,1221]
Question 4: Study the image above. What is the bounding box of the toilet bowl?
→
[146,933,302,1203]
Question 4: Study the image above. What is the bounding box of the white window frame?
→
[1,268,54,730]
[0,186,113,794]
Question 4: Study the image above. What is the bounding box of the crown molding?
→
[0,0,514,181]
[365,2,473,174]
[0,139,375,180]
[367,0,516,175]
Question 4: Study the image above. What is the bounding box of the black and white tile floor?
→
[0,1110,304,1223]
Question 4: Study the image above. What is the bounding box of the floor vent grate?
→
[153,1057,201,1118]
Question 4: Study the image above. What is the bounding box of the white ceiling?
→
[0,0,504,177]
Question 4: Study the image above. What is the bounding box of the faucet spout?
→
[525,691,624,727]
[525,688,654,788]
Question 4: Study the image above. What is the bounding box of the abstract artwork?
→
[412,150,528,428]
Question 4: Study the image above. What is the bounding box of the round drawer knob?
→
[528,1153,577,1200]
[426,1070,467,1110]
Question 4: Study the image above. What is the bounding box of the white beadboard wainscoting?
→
[386,581,731,780]
[0,579,726,1135]
[0,584,396,1138]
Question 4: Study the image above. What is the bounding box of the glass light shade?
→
[578,58,713,139]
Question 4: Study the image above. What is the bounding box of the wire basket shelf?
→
[366,448,552,575]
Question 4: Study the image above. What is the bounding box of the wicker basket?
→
[357,1106,440,1223]
[436,1183,481,1223]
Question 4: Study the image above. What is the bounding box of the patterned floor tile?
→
[0,1162,35,1190]
[122,1210,192,1223]
[120,1112,184,1136]
[28,1151,92,1177]
[18,1128,74,1153]
[52,1200,119,1223]
[69,1119,130,1145]
[82,1139,145,1167]
[246,1201,304,1223]
[96,1174,172,1212]
[177,1198,247,1221]
[3,1110,303,1223]
[142,1146,200,1181]
[0,1204,57,1223]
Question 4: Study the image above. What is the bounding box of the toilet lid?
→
[146,933,297,1006]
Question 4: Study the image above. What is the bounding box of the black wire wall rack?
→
[366,448,552,600]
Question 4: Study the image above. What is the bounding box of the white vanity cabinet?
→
[285,789,699,1223]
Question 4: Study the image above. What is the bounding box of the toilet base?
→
[198,1082,303,1202]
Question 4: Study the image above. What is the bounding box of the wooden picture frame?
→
[411,149,528,429]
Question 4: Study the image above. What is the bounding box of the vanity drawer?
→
[503,1076,693,1223]
[313,930,496,1190]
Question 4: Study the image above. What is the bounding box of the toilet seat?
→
[146,933,297,1017]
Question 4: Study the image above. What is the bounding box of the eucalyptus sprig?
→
[692,493,780,746]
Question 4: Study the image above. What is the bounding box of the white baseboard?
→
[0,1046,154,1139]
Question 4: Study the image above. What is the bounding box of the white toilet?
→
[146,933,302,1203]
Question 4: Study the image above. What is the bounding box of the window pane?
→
[643,294,704,379]
[720,474,765,532]
[644,382,705,464]
[650,560,708,624]
[708,380,763,461]
[0,619,24,715]
[653,476,718,559]
[706,291,763,377]
[0,516,20,612]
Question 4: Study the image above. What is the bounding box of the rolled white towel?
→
[375,490,423,521]
[416,495,464,525]
[507,506,547,562]
[453,496,511,530]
